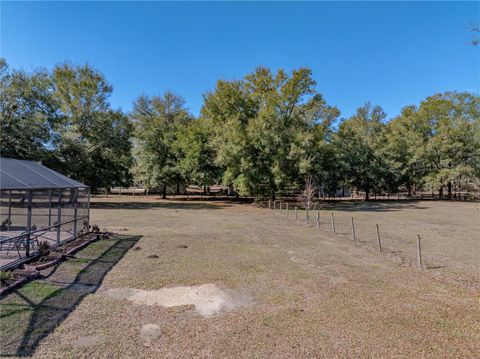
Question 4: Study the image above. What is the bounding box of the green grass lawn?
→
[0,234,141,357]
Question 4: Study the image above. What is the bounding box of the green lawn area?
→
[0,234,141,357]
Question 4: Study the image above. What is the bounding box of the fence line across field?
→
[268,200,428,269]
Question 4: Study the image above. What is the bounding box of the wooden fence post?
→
[295,206,298,220]
[274,201,276,211]
[286,203,289,217]
[316,212,320,228]
[269,199,271,210]
[331,213,336,234]
[417,235,423,268]
[351,216,356,240]
[376,224,382,252]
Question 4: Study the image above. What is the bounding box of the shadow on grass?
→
[90,200,233,210]
[320,200,429,212]
[0,234,141,357]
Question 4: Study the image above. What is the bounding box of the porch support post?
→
[7,190,11,230]
[73,188,78,240]
[48,189,52,227]
[26,191,32,257]
[87,188,91,232]
[57,190,62,245]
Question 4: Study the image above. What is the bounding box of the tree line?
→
[1,59,479,200]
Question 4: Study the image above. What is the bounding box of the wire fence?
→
[267,199,430,269]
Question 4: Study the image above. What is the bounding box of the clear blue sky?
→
[1,1,479,119]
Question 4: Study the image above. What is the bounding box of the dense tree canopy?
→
[390,92,480,198]
[1,58,479,199]
[333,103,393,200]
[131,92,191,198]
[201,67,340,198]
[49,64,133,191]
[175,118,221,191]
[0,60,133,192]
[0,61,58,161]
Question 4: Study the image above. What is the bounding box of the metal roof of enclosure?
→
[0,158,88,190]
[0,158,90,270]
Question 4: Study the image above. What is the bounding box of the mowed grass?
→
[4,197,480,358]
[0,234,140,357]
[283,200,480,287]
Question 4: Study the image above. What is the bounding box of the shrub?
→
[38,241,51,257]
[0,270,13,284]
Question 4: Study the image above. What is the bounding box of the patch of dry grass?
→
[24,197,480,358]
[314,200,480,285]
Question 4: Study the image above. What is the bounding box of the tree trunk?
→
[270,187,276,201]
[176,178,180,195]
[162,184,167,199]
[365,188,370,201]
[439,186,443,199]
[203,186,207,195]
[447,181,452,199]
[227,184,235,196]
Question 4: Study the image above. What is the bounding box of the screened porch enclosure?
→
[0,158,90,270]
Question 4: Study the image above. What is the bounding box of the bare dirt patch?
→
[140,323,161,346]
[100,284,254,317]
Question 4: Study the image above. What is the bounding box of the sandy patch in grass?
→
[72,335,105,348]
[140,323,161,346]
[100,284,253,317]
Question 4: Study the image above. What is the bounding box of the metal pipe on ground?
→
[417,235,423,268]
[351,216,356,240]
[376,224,382,252]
